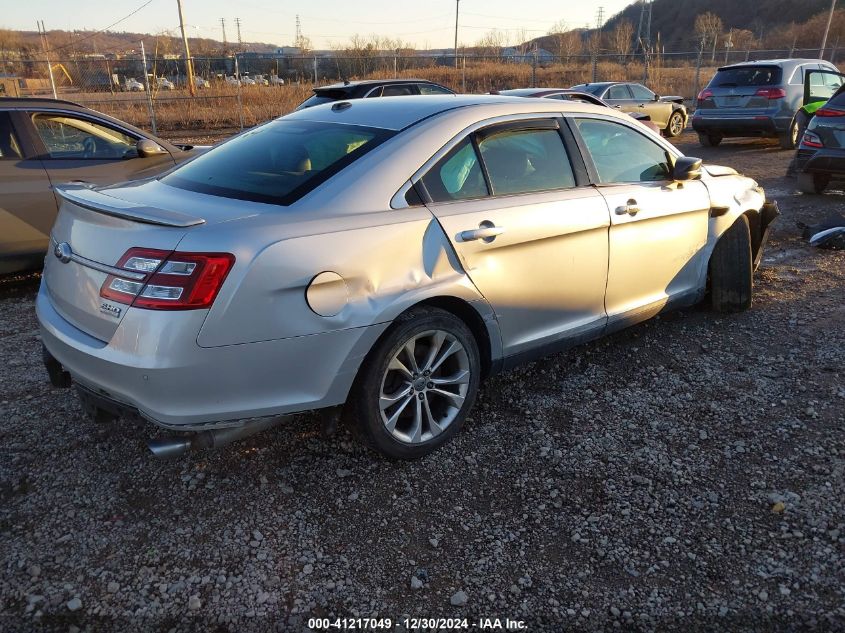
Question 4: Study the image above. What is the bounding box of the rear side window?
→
[711,66,782,87]
[477,127,575,195]
[418,83,453,95]
[382,85,414,97]
[421,138,488,202]
[0,112,22,159]
[606,85,631,100]
[162,120,393,206]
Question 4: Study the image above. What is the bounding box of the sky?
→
[3,0,635,50]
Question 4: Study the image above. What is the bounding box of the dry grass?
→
[72,60,717,136]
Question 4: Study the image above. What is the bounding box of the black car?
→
[795,69,845,194]
[296,79,454,110]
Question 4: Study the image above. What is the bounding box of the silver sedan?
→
[37,95,779,459]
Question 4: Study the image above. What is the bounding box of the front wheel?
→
[665,110,685,137]
[350,307,481,459]
[710,215,753,313]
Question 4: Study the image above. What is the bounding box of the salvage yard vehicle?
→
[693,58,839,149]
[794,68,845,194]
[37,95,778,459]
[493,88,661,133]
[0,98,208,274]
[296,79,455,110]
[570,81,687,137]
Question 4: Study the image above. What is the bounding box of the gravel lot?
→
[1,130,843,632]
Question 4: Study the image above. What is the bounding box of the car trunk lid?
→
[44,185,198,342]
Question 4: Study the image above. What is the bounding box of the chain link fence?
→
[1,47,833,139]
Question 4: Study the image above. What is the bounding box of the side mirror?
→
[672,156,702,181]
[653,94,660,101]
[136,138,167,158]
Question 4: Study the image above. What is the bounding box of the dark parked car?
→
[493,88,661,133]
[0,98,207,274]
[795,69,845,194]
[570,81,687,137]
[693,58,839,149]
[295,79,455,110]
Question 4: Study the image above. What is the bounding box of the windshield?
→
[711,66,782,87]
[162,120,393,206]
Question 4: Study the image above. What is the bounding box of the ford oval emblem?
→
[54,242,73,263]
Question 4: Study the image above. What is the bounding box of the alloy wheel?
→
[669,112,684,136]
[378,329,470,445]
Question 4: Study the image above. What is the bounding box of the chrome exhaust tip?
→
[147,436,192,459]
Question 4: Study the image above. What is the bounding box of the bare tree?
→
[693,12,723,62]
[610,19,634,63]
[475,29,506,59]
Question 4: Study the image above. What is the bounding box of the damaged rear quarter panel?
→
[194,207,485,348]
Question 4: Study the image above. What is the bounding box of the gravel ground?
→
[1,130,843,632]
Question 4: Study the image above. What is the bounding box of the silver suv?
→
[692,58,839,149]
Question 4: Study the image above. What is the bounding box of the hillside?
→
[604,0,831,50]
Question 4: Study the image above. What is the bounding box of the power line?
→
[42,0,155,54]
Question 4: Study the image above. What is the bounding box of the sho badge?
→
[99,301,122,319]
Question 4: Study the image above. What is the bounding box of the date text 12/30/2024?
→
[308,618,528,630]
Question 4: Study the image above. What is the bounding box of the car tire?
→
[665,110,685,137]
[710,215,753,313]
[778,120,798,150]
[350,306,481,459]
[797,171,829,194]
[698,132,722,147]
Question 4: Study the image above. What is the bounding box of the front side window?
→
[575,118,671,183]
[477,127,575,195]
[420,138,488,202]
[32,113,137,159]
[0,112,23,159]
[162,120,392,206]
[629,84,655,101]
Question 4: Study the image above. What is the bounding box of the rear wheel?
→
[698,132,723,147]
[665,110,685,137]
[710,215,753,313]
[350,307,480,459]
[778,120,799,149]
[797,171,829,194]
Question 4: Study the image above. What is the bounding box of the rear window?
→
[296,89,350,110]
[162,120,393,206]
[710,66,782,87]
[828,85,845,107]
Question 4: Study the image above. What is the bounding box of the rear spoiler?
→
[55,184,205,228]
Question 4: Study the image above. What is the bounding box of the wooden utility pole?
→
[820,0,837,58]
[454,0,460,70]
[176,0,196,95]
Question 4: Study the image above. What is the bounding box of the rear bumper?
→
[796,147,845,175]
[37,283,387,430]
[692,113,790,137]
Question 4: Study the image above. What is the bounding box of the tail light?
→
[697,89,713,100]
[754,87,787,99]
[100,247,235,310]
[815,107,845,117]
[801,131,823,148]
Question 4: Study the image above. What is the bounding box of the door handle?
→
[615,199,640,216]
[458,223,505,243]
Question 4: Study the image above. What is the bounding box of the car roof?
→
[315,78,440,91]
[283,93,618,131]
[718,58,828,70]
[0,97,85,109]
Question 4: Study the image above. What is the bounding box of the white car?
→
[37,96,779,459]
[240,76,256,86]
[124,78,144,92]
[156,77,175,90]
[224,76,240,87]
[269,75,285,86]
[194,76,210,89]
